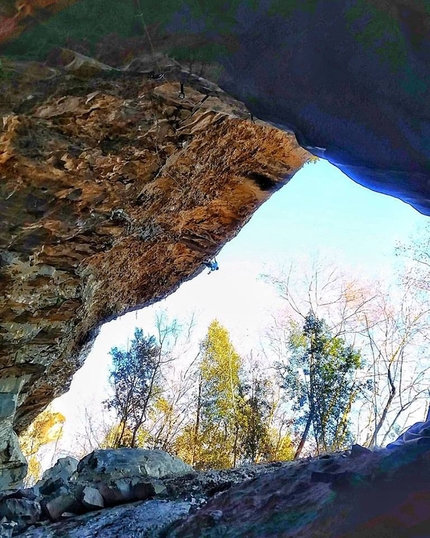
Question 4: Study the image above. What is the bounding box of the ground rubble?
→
[1,441,430,537]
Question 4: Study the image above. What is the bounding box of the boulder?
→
[0,498,41,530]
[0,518,18,538]
[96,480,132,506]
[40,457,78,483]
[74,449,193,483]
[36,477,68,497]
[34,457,79,497]
[41,486,82,522]
[350,444,372,458]
[95,477,164,506]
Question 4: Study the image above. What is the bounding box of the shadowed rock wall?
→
[2,0,430,212]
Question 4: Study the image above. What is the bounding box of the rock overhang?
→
[0,59,310,488]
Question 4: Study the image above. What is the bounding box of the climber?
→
[204,259,219,274]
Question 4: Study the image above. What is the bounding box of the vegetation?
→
[33,225,430,477]
[19,407,65,485]
[104,328,161,448]
[276,313,362,457]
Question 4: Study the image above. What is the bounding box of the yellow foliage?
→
[265,430,295,462]
[100,422,133,448]
[19,406,65,486]
[20,407,65,457]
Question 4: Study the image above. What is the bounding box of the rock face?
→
[74,449,193,483]
[2,1,430,214]
[0,60,309,488]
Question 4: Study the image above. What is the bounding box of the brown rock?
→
[0,64,309,489]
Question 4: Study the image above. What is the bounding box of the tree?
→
[105,328,161,448]
[263,258,430,450]
[239,378,272,463]
[276,313,362,458]
[357,285,430,447]
[104,311,196,450]
[396,222,430,294]
[192,320,244,469]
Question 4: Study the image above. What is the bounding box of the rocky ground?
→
[1,442,430,537]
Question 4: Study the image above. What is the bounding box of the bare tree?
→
[358,284,430,447]
[263,258,430,452]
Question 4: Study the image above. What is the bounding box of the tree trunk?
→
[116,419,128,448]
[294,411,313,459]
[368,367,396,447]
[192,377,202,466]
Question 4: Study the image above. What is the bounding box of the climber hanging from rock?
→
[204,258,219,274]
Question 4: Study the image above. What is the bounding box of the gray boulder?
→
[40,457,78,484]
[73,449,193,483]
[40,486,83,522]
[18,499,191,538]
[81,486,104,510]
[0,498,41,531]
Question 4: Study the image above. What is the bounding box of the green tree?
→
[277,313,362,457]
[105,328,161,448]
[194,320,244,469]
[238,374,274,463]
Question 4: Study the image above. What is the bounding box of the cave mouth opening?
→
[43,159,429,471]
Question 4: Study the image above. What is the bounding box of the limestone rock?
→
[96,479,134,506]
[350,444,372,458]
[80,486,104,510]
[40,457,78,484]
[37,478,68,497]
[74,449,193,483]
[41,487,82,522]
[19,500,192,538]
[0,497,41,530]
[0,518,18,538]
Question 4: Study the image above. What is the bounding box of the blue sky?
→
[53,159,428,445]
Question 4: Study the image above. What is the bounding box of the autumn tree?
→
[184,320,244,469]
[276,313,363,458]
[19,407,65,486]
[263,258,430,449]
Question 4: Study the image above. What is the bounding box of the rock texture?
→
[2,1,430,213]
[2,444,430,537]
[74,449,193,483]
[0,59,309,488]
